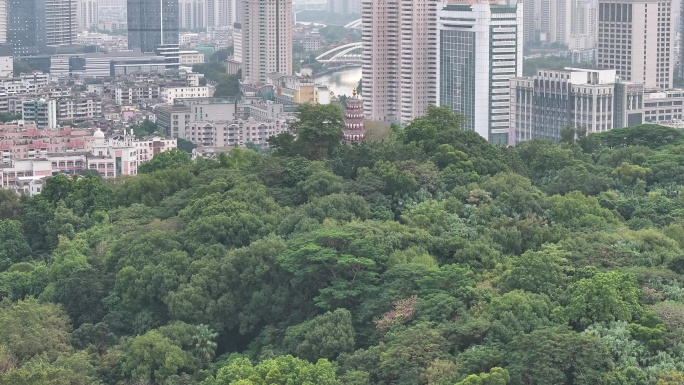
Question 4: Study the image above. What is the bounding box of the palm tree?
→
[192,324,218,361]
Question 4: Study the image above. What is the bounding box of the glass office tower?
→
[127,0,179,53]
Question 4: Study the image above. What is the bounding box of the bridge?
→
[315,42,362,65]
[344,19,362,29]
[293,2,326,11]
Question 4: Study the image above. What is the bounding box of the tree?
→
[484,290,552,344]
[399,106,464,152]
[564,271,642,328]
[40,174,74,206]
[177,138,197,154]
[13,60,32,76]
[52,266,106,326]
[0,298,73,363]
[121,330,195,384]
[589,124,684,150]
[376,323,450,385]
[213,74,241,98]
[206,355,341,385]
[498,245,572,300]
[0,352,101,385]
[269,103,344,160]
[276,226,384,310]
[210,47,233,62]
[138,149,192,174]
[0,220,31,272]
[0,190,21,220]
[455,367,510,385]
[192,324,218,361]
[130,120,159,138]
[548,191,618,230]
[0,113,21,123]
[507,327,613,385]
[282,309,355,361]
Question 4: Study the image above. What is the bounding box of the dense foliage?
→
[4,105,684,384]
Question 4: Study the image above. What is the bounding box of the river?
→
[316,66,362,99]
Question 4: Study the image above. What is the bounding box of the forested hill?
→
[3,105,684,385]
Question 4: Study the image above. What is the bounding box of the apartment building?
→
[0,127,177,194]
[156,97,289,147]
[186,119,288,147]
[45,0,78,47]
[56,97,103,123]
[161,86,210,104]
[241,0,292,84]
[77,0,99,31]
[22,99,58,130]
[115,85,162,105]
[362,0,439,125]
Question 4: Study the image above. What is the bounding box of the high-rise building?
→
[77,0,99,31]
[328,0,362,14]
[509,68,644,143]
[0,0,7,44]
[45,0,78,47]
[437,0,523,145]
[8,0,77,55]
[361,0,439,125]
[8,0,45,55]
[127,0,179,53]
[217,0,238,25]
[241,0,292,84]
[523,0,535,43]
[597,0,674,89]
[233,22,242,61]
[568,0,596,49]
[538,0,596,49]
[179,0,207,31]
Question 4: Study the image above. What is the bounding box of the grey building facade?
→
[509,68,644,143]
[8,0,46,55]
[127,0,179,53]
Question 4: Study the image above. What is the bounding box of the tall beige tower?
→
[362,0,439,125]
[241,0,292,84]
[597,0,674,89]
[46,0,78,46]
[77,0,99,31]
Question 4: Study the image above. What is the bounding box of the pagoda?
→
[343,89,365,143]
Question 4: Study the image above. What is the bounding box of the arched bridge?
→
[315,42,362,65]
[344,19,362,29]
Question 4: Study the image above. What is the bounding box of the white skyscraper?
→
[241,0,292,84]
[361,0,439,125]
[77,0,99,31]
[437,0,523,145]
